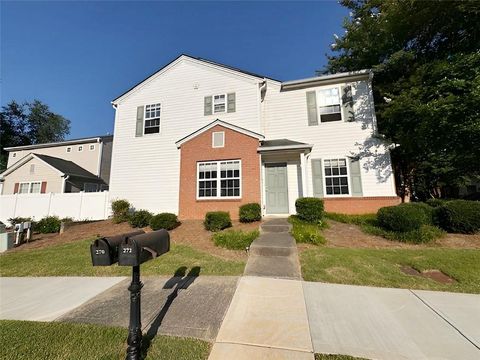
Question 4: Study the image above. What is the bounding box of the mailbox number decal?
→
[123,247,133,254]
[95,249,106,255]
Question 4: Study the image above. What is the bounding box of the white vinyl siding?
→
[109,59,260,214]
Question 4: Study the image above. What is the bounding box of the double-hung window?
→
[318,87,342,122]
[19,181,41,194]
[324,158,349,195]
[144,103,161,134]
[197,160,241,199]
[213,95,226,113]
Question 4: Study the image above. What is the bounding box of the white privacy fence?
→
[0,191,111,225]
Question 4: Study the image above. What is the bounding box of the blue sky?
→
[1,1,348,139]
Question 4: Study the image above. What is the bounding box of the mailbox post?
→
[91,229,170,360]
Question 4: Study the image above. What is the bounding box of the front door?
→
[265,163,289,214]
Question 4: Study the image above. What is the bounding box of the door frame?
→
[263,162,289,215]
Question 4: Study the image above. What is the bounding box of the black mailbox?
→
[90,230,145,266]
[118,230,170,266]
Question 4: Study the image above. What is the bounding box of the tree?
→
[0,100,70,170]
[325,0,480,200]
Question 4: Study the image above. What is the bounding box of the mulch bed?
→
[7,219,260,260]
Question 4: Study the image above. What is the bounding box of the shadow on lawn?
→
[141,266,201,358]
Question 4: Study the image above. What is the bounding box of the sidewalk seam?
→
[409,289,480,351]
[214,340,314,354]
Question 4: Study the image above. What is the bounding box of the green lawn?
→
[0,239,245,277]
[0,320,210,360]
[301,247,480,293]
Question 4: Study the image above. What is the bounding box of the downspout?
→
[97,138,103,178]
[62,175,70,193]
[259,80,267,134]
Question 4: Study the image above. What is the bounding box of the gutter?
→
[281,69,372,91]
[4,137,103,151]
[257,144,313,152]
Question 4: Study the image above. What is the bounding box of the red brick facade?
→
[178,125,261,220]
[324,196,401,214]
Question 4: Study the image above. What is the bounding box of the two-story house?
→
[0,135,113,195]
[109,54,399,219]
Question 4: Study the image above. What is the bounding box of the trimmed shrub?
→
[435,200,480,234]
[239,203,261,223]
[295,197,324,223]
[213,229,259,250]
[111,199,130,223]
[128,210,153,228]
[377,205,429,232]
[36,216,61,234]
[204,211,232,232]
[150,213,180,231]
[401,202,434,224]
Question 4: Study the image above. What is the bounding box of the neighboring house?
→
[0,135,113,195]
[109,54,400,219]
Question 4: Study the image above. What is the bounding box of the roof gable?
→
[112,54,280,104]
[175,119,264,148]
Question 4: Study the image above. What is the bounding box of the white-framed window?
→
[18,181,41,194]
[212,131,225,148]
[144,103,161,134]
[213,94,226,113]
[78,145,83,152]
[89,144,95,151]
[324,158,349,195]
[29,164,35,174]
[197,159,241,199]
[66,146,72,153]
[317,87,342,122]
[84,183,99,192]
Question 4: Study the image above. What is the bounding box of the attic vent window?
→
[212,132,225,148]
[30,164,35,174]
[12,153,16,158]
[78,145,83,152]
[66,147,72,153]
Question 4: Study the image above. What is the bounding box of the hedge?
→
[239,203,261,223]
[128,210,152,228]
[150,213,180,231]
[204,211,232,232]
[435,200,480,234]
[295,197,324,223]
[111,199,130,223]
[377,205,429,232]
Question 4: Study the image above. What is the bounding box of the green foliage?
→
[367,224,445,244]
[36,216,61,234]
[435,200,480,234]
[213,229,259,250]
[239,203,261,223]
[325,212,377,226]
[7,217,33,226]
[150,213,180,231]
[0,100,70,170]
[426,198,447,208]
[377,205,429,232]
[295,197,324,223]
[111,199,130,223]
[326,1,480,199]
[128,209,152,228]
[289,215,327,245]
[204,211,232,232]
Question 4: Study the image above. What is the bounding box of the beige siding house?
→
[1,136,113,195]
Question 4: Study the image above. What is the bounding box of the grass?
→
[300,247,480,293]
[0,238,245,277]
[288,215,328,245]
[213,229,259,250]
[0,320,210,360]
[325,212,445,244]
[315,354,369,360]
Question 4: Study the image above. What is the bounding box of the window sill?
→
[196,198,242,202]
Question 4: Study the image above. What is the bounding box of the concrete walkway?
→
[243,218,301,279]
[0,277,125,321]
